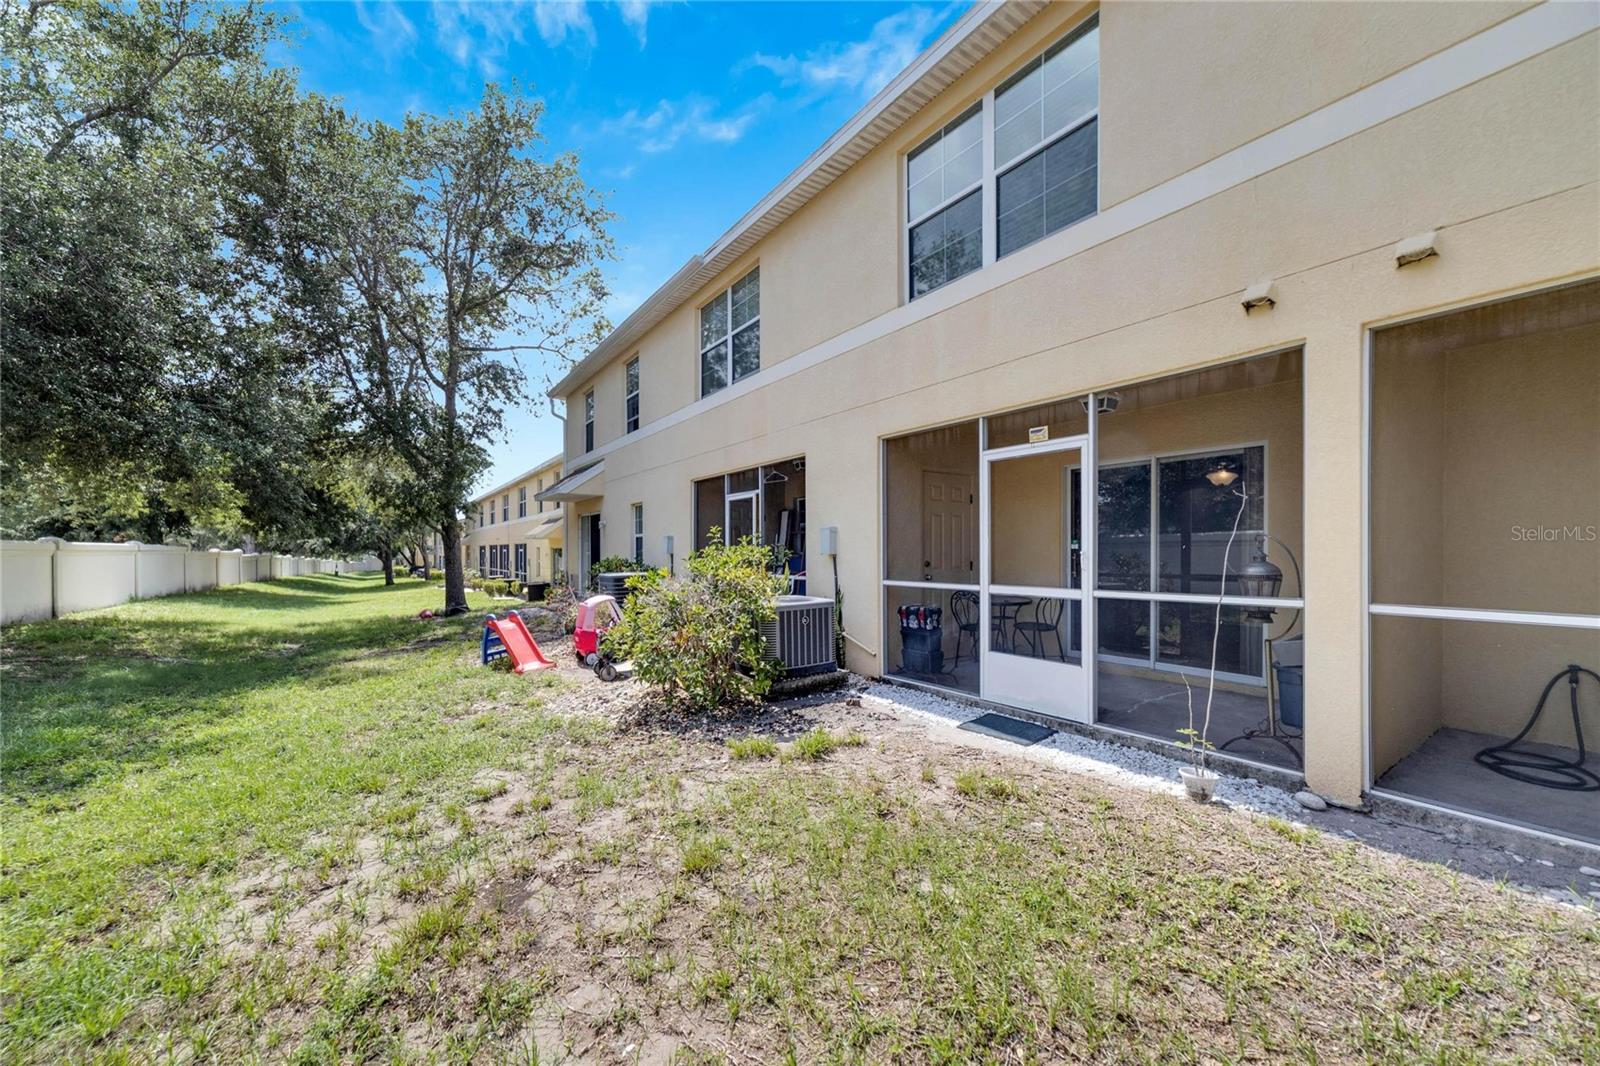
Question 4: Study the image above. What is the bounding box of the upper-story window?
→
[906,15,1099,298]
[477,505,484,529]
[625,357,640,433]
[995,18,1098,256]
[907,105,983,299]
[488,500,495,526]
[517,486,527,518]
[501,494,509,522]
[700,267,760,397]
[536,477,544,513]
[584,389,595,452]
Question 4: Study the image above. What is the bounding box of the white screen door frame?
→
[978,427,1097,723]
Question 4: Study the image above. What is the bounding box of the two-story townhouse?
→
[462,453,566,593]
[540,1,1600,849]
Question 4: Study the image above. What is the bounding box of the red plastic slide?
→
[486,612,557,675]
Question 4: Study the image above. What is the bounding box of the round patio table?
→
[988,594,1032,653]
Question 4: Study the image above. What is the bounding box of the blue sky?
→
[267,1,965,494]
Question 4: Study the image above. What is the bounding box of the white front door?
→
[980,435,1093,723]
[922,470,975,583]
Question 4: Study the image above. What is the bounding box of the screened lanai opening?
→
[884,421,980,694]
[1091,351,1305,770]
[879,351,1306,768]
[1370,280,1600,844]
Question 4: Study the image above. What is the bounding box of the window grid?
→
[632,503,644,566]
[501,494,509,523]
[517,486,527,518]
[625,357,640,433]
[583,389,595,452]
[905,15,1099,299]
[700,267,760,398]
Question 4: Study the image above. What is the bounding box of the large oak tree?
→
[275,88,612,612]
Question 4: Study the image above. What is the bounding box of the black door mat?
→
[959,712,1056,745]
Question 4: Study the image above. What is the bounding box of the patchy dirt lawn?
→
[4,575,1597,1064]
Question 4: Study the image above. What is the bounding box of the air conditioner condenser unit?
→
[760,595,836,677]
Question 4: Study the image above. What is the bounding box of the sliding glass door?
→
[1092,446,1269,683]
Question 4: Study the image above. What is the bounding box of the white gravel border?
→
[860,681,1307,821]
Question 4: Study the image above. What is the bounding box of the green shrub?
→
[589,554,641,588]
[602,538,788,711]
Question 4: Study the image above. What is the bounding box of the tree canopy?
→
[1,1,609,579]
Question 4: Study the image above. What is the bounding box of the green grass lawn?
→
[3,573,1596,1063]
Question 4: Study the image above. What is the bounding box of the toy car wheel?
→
[595,661,619,683]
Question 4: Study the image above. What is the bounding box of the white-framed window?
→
[907,104,983,299]
[535,477,544,513]
[905,15,1099,298]
[700,267,760,397]
[517,486,527,518]
[501,493,509,523]
[488,501,495,526]
[631,503,644,566]
[625,357,640,433]
[994,17,1098,257]
[584,389,595,452]
[477,506,484,529]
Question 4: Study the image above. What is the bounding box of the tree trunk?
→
[380,537,395,586]
[441,520,468,614]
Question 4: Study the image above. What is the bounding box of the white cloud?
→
[616,0,653,48]
[598,95,763,155]
[429,1,599,77]
[353,0,418,60]
[743,7,943,99]
[532,1,597,49]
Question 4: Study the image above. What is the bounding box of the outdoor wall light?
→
[1079,392,1122,415]
[1241,279,1276,312]
[1394,229,1438,267]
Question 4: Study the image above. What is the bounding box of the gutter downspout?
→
[547,395,573,586]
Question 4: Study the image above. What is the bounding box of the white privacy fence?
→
[0,539,382,625]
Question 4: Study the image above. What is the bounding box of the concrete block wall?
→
[136,544,187,599]
[0,540,383,625]
[0,540,56,624]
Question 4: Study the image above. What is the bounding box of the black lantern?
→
[1237,534,1283,621]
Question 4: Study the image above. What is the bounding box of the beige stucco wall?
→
[560,1,1548,441]
[1096,1,1532,205]
[546,7,1598,806]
